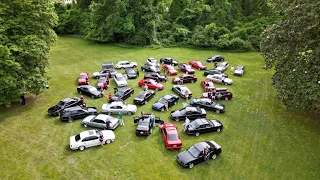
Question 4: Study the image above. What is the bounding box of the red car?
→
[159,122,182,150]
[172,74,197,84]
[178,63,195,74]
[202,88,233,100]
[97,77,109,90]
[189,60,207,70]
[138,79,164,91]
[162,64,178,76]
[201,80,216,92]
[78,72,89,85]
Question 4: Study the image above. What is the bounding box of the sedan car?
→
[60,106,98,122]
[48,97,83,116]
[144,72,167,82]
[77,85,103,98]
[115,61,137,69]
[234,65,245,76]
[134,114,164,136]
[178,63,195,74]
[202,88,233,100]
[152,94,179,111]
[97,77,109,90]
[160,57,179,66]
[189,60,207,70]
[82,114,120,130]
[201,80,216,92]
[147,58,160,67]
[141,63,160,73]
[183,118,223,136]
[160,122,182,150]
[216,62,229,72]
[190,98,225,113]
[125,68,137,79]
[207,74,233,85]
[206,55,225,62]
[172,85,192,99]
[114,73,128,87]
[162,64,178,76]
[93,69,117,78]
[133,90,155,105]
[108,87,134,103]
[102,101,137,115]
[138,79,164,91]
[170,107,206,121]
[172,74,197,84]
[70,129,115,151]
[176,141,221,168]
[203,69,228,77]
[78,72,89,85]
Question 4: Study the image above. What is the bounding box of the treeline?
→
[54,0,272,51]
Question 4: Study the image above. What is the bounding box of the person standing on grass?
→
[99,131,104,146]
[231,66,234,73]
[118,112,124,126]
[136,68,139,77]
[20,93,26,106]
[165,101,169,111]
[217,93,222,101]
[108,93,112,100]
[150,113,155,128]
[185,91,189,101]
[144,84,148,91]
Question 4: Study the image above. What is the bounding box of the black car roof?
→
[194,142,210,151]
[118,86,132,92]
[64,106,83,111]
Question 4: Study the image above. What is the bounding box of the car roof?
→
[63,98,78,103]
[110,101,124,106]
[95,114,112,121]
[64,106,82,111]
[118,86,131,92]
[80,72,87,75]
[79,85,93,88]
[80,130,99,137]
[194,141,210,150]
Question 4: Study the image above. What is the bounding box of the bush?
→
[228,38,253,51]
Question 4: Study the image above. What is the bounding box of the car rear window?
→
[75,134,81,142]
[168,134,179,141]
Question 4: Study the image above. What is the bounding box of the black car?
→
[133,90,155,105]
[125,68,137,79]
[183,118,223,136]
[77,85,103,98]
[160,57,179,66]
[170,107,206,121]
[206,55,225,62]
[190,98,225,113]
[152,94,179,111]
[144,72,167,82]
[176,141,222,168]
[134,115,164,136]
[109,87,134,103]
[204,69,228,77]
[60,106,98,122]
[172,85,192,99]
[48,98,83,116]
[141,63,160,73]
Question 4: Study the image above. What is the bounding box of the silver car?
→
[147,58,160,67]
[82,114,120,130]
[206,74,233,85]
[114,73,128,87]
[102,101,137,115]
[216,62,229,72]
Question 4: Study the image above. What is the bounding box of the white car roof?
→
[95,114,112,121]
[117,61,129,64]
[110,101,125,106]
[80,130,98,138]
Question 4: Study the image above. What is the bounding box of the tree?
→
[0,0,58,106]
[260,0,320,112]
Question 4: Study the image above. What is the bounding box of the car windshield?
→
[185,65,191,69]
[167,66,174,70]
[137,94,145,99]
[89,87,98,92]
[117,76,125,81]
[190,120,200,128]
[195,61,202,65]
[168,134,179,141]
[188,146,201,157]
[150,80,157,85]
[57,101,65,107]
[75,134,81,142]
[150,60,157,63]
[116,91,124,97]
[139,120,149,126]
[158,97,167,103]
[80,75,87,79]
[98,78,106,83]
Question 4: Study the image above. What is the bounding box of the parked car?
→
[141,63,160,73]
[48,97,83,116]
[170,107,206,121]
[201,80,216,92]
[60,106,98,122]
[101,62,114,70]
[138,79,164,91]
[125,68,137,79]
[207,74,233,85]
[178,63,195,74]
[97,77,109,90]
[152,94,179,111]
[172,74,197,84]
[234,65,245,76]
[82,114,120,130]
[109,87,134,103]
[176,141,222,168]
[160,57,179,66]
[115,61,137,69]
[147,58,160,67]
[216,62,229,72]
[70,129,115,151]
[133,90,155,105]
[77,85,103,98]
[114,73,128,87]
[183,118,223,136]
[189,60,207,70]
[162,64,178,76]
[159,122,182,150]
[203,69,228,77]
[190,98,225,113]
[172,85,192,99]
[93,69,117,78]
[102,101,137,115]
[202,88,233,100]
[206,55,225,62]
[78,72,89,85]
[134,114,164,136]
[144,72,167,82]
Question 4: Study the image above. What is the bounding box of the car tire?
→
[198,68,201,70]
[195,132,200,136]
[225,97,229,100]
[79,146,85,151]
[161,108,164,112]
[79,91,82,94]
[105,139,111,144]
[68,117,73,123]
[191,80,194,83]
[211,154,217,159]
[83,123,87,127]
[216,110,220,113]
[91,95,95,99]
[128,111,133,115]
[188,163,194,169]
[217,128,221,132]
[175,118,180,122]
[144,101,148,105]
[224,82,228,85]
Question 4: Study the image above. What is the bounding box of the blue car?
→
[152,94,179,111]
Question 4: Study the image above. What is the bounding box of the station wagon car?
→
[115,61,137,69]
[82,114,120,130]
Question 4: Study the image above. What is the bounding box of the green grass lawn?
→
[0,36,319,179]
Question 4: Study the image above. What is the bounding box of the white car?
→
[206,74,233,85]
[234,65,245,76]
[70,129,115,151]
[92,69,117,78]
[114,73,128,87]
[82,114,120,130]
[147,58,160,67]
[115,61,138,69]
[216,62,229,72]
[102,101,137,115]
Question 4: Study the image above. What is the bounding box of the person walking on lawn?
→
[118,112,124,126]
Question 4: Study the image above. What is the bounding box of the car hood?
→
[82,115,96,123]
[186,69,194,72]
[177,150,196,165]
[48,106,60,113]
[169,70,177,73]
[224,78,233,83]
[152,102,164,109]
[127,104,137,112]
[93,72,100,76]
[91,91,101,96]
[127,74,136,78]
[134,97,144,101]
[137,125,149,131]
[171,110,182,117]
[78,79,86,82]
[214,104,225,110]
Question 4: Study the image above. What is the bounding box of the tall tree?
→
[0,0,58,106]
[260,0,320,112]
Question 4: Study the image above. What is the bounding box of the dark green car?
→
[203,69,228,77]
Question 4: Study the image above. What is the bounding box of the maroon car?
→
[178,63,195,74]
[172,74,197,84]
[202,88,233,100]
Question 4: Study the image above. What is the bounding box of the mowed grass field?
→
[0,36,319,179]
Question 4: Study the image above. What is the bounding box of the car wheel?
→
[195,132,200,136]
[91,95,95,99]
[211,154,217,159]
[79,91,82,94]
[83,123,87,127]
[79,146,85,151]
[188,163,194,169]
[224,82,228,85]
[217,128,221,132]
[68,117,73,123]
[142,68,145,71]
[144,101,148,105]
[174,101,177,105]
[161,61,164,64]
[105,139,111,144]
[216,110,220,113]
[161,108,164,112]
[128,111,133,115]
[225,97,229,100]
[191,80,194,83]
[175,118,180,122]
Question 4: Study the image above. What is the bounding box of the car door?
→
[175,87,181,95]
[78,109,87,119]
[87,136,100,147]
[162,128,168,146]
[81,137,91,147]
[91,119,104,128]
